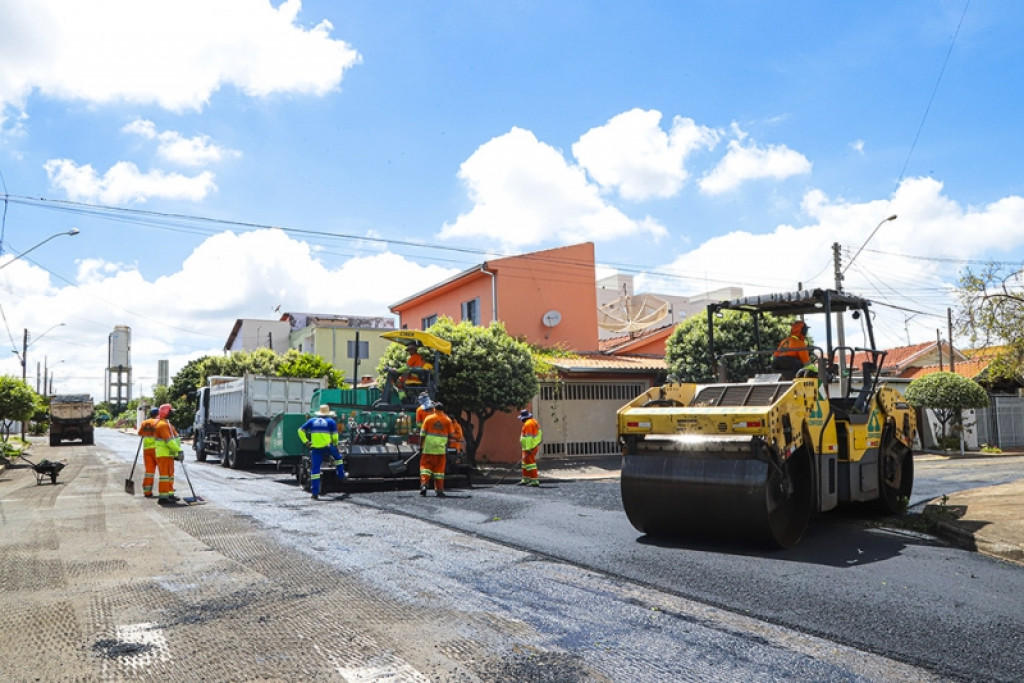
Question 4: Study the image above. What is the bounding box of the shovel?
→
[388,449,420,476]
[124,439,142,495]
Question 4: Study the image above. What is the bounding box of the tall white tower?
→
[106,325,132,411]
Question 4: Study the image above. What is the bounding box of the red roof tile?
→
[898,359,990,380]
[547,354,667,373]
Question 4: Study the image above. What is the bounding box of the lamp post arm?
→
[0,228,80,271]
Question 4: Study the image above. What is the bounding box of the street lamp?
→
[835,214,898,395]
[841,214,898,281]
[0,228,80,271]
[14,323,66,383]
[48,360,66,394]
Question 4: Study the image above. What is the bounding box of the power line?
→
[894,0,970,189]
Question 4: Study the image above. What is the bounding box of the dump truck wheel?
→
[225,438,241,469]
[195,430,208,462]
[219,436,231,467]
[297,457,312,492]
[49,434,59,447]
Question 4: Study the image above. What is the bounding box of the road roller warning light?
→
[617,288,917,549]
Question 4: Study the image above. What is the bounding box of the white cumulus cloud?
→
[0,0,361,115]
[123,119,241,167]
[44,158,217,204]
[439,127,667,249]
[700,130,812,195]
[573,108,720,201]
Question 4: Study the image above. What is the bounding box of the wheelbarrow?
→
[20,456,66,486]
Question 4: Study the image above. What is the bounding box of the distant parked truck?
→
[192,374,327,469]
[49,394,95,446]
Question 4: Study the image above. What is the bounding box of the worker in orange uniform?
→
[518,409,542,487]
[154,403,184,506]
[415,394,433,430]
[772,321,812,377]
[419,401,454,498]
[136,407,160,497]
[396,343,426,403]
[449,417,466,457]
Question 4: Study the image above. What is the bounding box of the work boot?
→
[419,486,427,497]
[516,479,529,486]
[157,497,177,506]
[527,480,540,487]
[311,493,319,500]
[166,495,180,503]
[435,490,447,498]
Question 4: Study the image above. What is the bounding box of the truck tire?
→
[49,434,60,447]
[225,437,241,469]
[297,456,312,492]
[219,436,231,467]
[195,430,208,462]
[83,432,94,446]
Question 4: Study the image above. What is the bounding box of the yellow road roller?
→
[617,289,916,548]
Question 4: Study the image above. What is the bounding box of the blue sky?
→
[1,0,1021,398]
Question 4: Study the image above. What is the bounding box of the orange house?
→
[391,242,667,464]
[390,242,599,350]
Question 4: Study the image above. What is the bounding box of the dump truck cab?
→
[618,288,916,548]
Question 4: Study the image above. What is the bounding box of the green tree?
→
[665,310,799,383]
[201,348,282,378]
[905,371,990,446]
[957,263,1024,380]
[377,318,538,463]
[165,357,210,431]
[0,376,38,444]
[278,349,345,388]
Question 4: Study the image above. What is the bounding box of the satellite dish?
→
[598,294,669,333]
[542,310,562,327]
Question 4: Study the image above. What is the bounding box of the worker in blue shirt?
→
[298,404,340,500]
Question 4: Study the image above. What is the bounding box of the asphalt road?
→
[100,430,1024,681]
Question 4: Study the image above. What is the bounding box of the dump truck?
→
[49,394,95,446]
[617,289,916,548]
[192,374,327,468]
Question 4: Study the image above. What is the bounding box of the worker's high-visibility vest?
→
[154,419,182,458]
[420,412,453,455]
[520,418,542,451]
[298,416,339,450]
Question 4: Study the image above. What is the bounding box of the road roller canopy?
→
[707,288,872,318]
[707,288,877,361]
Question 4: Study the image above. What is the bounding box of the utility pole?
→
[833,243,848,395]
[21,329,27,440]
[948,308,956,374]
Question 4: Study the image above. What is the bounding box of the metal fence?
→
[976,395,1024,449]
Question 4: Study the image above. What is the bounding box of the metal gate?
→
[976,395,1024,449]
[537,381,649,458]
